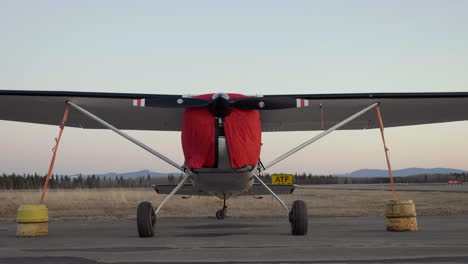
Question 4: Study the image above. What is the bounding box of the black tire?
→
[289,200,308,236]
[216,209,225,220]
[137,201,156,237]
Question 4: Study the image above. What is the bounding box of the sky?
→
[1,0,468,175]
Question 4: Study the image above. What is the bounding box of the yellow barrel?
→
[16,204,49,237]
[385,200,418,232]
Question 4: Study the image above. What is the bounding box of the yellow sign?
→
[271,174,293,185]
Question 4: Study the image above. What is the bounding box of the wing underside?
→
[1,90,468,131]
[0,91,184,131]
[260,95,468,131]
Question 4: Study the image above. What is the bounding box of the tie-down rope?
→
[375,105,397,200]
[40,106,69,203]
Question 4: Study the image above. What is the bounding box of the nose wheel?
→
[216,208,227,219]
[216,197,228,219]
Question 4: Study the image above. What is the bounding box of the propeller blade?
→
[231,97,308,110]
[133,96,210,108]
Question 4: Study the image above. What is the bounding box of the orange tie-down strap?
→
[40,106,69,203]
[376,105,397,200]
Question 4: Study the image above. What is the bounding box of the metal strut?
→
[264,103,379,171]
[222,194,227,211]
[66,101,189,216]
[66,101,184,172]
[155,174,190,215]
[255,103,380,213]
[254,174,290,212]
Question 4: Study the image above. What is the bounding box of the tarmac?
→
[1,216,468,264]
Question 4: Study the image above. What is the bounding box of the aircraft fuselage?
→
[181,93,262,199]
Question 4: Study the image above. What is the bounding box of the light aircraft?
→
[1,90,468,237]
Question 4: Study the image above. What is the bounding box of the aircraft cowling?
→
[181,93,262,169]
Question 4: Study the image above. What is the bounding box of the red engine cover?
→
[181,93,262,169]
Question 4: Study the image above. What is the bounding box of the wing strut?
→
[263,103,379,171]
[66,101,184,172]
[254,103,379,213]
[66,101,189,216]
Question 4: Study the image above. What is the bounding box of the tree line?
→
[0,172,466,190]
[259,172,467,185]
[0,173,157,190]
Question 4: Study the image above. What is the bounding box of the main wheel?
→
[216,209,226,220]
[289,200,308,236]
[137,201,156,237]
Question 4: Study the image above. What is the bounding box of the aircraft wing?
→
[260,92,468,131]
[0,90,185,131]
[1,90,468,131]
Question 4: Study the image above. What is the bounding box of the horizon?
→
[3,166,468,177]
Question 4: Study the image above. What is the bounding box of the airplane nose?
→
[209,96,232,118]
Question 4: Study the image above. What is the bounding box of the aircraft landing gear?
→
[216,197,228,220]
[289,200,308,236]
[216,208,227,219]
[137,201,156,237]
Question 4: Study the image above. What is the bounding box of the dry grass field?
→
[1,188,468,221]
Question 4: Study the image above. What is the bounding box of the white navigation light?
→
[177,99,184,104]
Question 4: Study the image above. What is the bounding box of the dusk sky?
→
[1,0,468,175]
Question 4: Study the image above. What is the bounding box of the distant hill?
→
[340,168,468,178]
[70,169,181,179]
[68,167,468,179]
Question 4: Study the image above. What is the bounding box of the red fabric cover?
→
[223,94,262,168]
[181,93,262,169]
[181,94,216,169]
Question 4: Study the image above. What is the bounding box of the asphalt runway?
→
[1,216,468,264]
[301,183,468,192]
